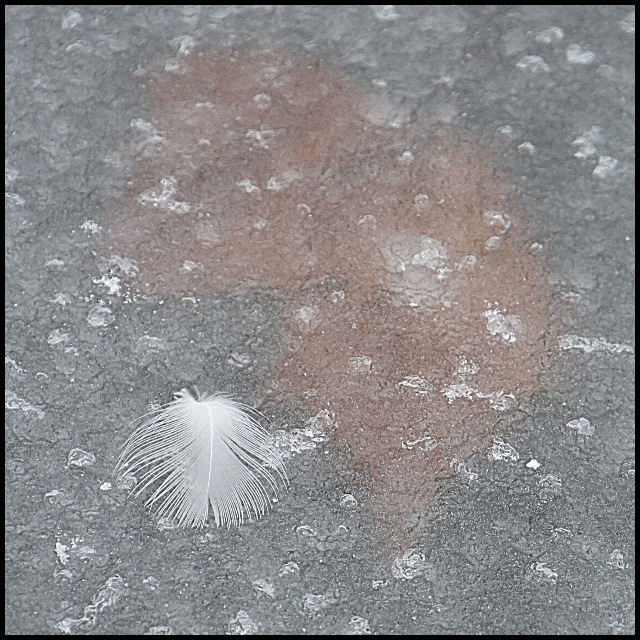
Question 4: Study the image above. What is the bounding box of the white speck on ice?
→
[348,355,373,374]
[246,128,275,149]
[5,167,19,187]
[273,410,331,456]
[92,275,121,295]
[382,233,449,307]
[478,390,517,411]
[228,352,251,368]
[5,391,44,419]
[619,11,635,34]
[47,329,70,346]
[87,303,114,327]
[485,235,503,250]
[572,126,603,159]
[228,610,258,635]
[526,458,541,470]
[450,458,479,484]
[559,334,634,354]
[295,306,318,329]
[535,27,564,44]
[391,549,432,580]
[252,579,275,599]
[484,309,524,343]
[303,592,338,613]
[179,260,201,274]
[138,176,190,213]
[566,44,596,65]
[267,169,301,191]
[279,561,300,576]
[592,155,618,179]
[66,448,96,468]
[108,255,139,277]
[530,562,558,583]
[357,214,377,228]
[443,382,475,403]
[55,542,70,565]
[497,124,516,138]
[5,192,24,208]
[170,35,195,57]
[340,494,358,510]
[402,435,438,452]
[566,417,595,436]
[253,92,271,110]
[488,437,520,463]
[456,254,477,269]
[266,177,283,191]
[61,10,82,30]
[236,178,261,194]
[370,5,400,21]
[346,616,372,635]
[516,55,550,73]
[413,193,430,209]
[538,474,562,490]
[399,375,432,396]
[399,150,414,164]
[80,220,101,234]
[457,357,479,376]
[607,549,626,570]
[517,141,536,155]
[483,211,512,233]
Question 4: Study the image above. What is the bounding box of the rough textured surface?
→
[6,6,634,635]
[109,50,557,544]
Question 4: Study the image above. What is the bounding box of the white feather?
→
[114,389,287,528]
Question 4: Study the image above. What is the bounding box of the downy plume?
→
[114,389,287,528]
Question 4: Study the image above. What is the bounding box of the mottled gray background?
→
[5,5,634,635]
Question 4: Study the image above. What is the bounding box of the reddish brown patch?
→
[107,50,556,545]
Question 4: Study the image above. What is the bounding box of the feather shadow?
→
[114,389,288,528]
